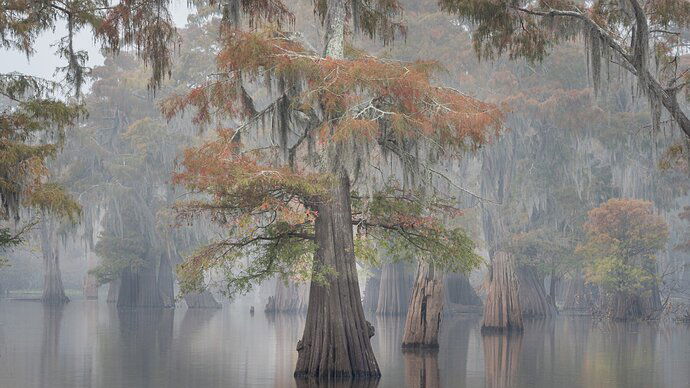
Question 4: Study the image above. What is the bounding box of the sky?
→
[0,1,191,84]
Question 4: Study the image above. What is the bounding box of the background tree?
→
[440,0,690,139]
[578,198,669,320]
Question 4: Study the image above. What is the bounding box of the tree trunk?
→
[40,221,69,304]
[83,252,99,300]
[562,272,597,312]
[265,281,309,313]
[295,173,380,378]
[402,262,444,349]
[107,278,120,303]
[376,261,412,315]
[517,265,557,317]
[185,291,221,309]
[444,271,482,311]
[548,270,558,308]
[116,252,174,308]
[362,268,381,312]
[482,252,523,332]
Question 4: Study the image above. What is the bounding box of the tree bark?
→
[376,261,412,315]
[362,268,381,312]
[295,173,380,378]
[562,272,597,312]
[517,265,557,317]
[116,252,174,308]
[482,252,523,332]
[107,278,120,303]
[83,252,99,300]
[185,291,222,309]
[265,281,309,313]
[40,221,69,304]
[402,262,444,349]
[444,271,482,308]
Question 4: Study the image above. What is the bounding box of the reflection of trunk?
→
[185,291,221,308]
[39,304,64,388]
[444,272,482,309]
[562,272,597,311]
[40,221,69,304]
[117,252,174,308]
[377,261,412,315]
[517,266,557,317]
[402,262,444,349]
[482,332,523,388]
[265,281,309,313]
[362,268,381,312]
[83,252,99,300]
[295,174,380,378]
[402,349,440,388]
[107,278,120,303]
[482,252,523,332]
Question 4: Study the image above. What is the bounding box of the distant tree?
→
[578,198,669,319]
[440,0,690,139]
[0,0,177,255]
[167,0,501,378]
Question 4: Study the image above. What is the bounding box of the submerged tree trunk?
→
[377,261,412,315]
[117,252,174,308]
[482,252,523,332]
[295,173,380,378]
[265,281,309,313]
[185,291,221,309]
[40,221,69,304]
[362,268,381,312]
[107,278,120,303]
[83,252,99,300]
[517,265,557,317]
[402,262,444,349]
[562,272,597,312]
[444,271,482,312]
[548,271,558,308]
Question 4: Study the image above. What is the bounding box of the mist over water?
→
[1,299,688,388]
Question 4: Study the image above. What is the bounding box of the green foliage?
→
[577,199,669,295]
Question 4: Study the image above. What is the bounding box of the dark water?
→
[1,299,689,388]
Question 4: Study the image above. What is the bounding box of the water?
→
[0,299,688,388]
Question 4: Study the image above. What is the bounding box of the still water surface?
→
[0,299,689,388]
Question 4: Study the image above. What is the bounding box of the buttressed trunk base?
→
[295,174,380,378]
[482,252,523,333]
[402,262,444,349]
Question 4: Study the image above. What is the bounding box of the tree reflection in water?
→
[402,348,440,388]
[482,331,523,388]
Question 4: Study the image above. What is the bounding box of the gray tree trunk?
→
[376,261,412,315]
[517,265,557,317]
[265,281,309,313]
[83,252,99,300]
[295,173,380,378]
[362,268,381,312]
[402,262,444,349]
[40,221,69,304]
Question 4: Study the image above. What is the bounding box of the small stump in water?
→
[402,261,444,349]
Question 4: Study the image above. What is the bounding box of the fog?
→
[1,1,689,387]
